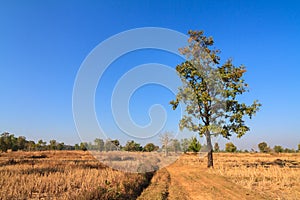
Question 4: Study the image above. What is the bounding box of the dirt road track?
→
[138,154,268,200]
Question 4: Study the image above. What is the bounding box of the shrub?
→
[225,142,237,152]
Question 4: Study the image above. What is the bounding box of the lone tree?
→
[170,30,261,167]
[225,142,237,152]
[214,142,220,152]
[171,139,181,153]
[180,138,190,153]
[160,132,173,156]
[258,142,270,153]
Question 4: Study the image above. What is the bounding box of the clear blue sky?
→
[1,0,299,150]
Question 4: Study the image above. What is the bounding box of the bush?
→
[225,142,237,152]
[188,137,201,152]
[258,142,271,153]
[274,145,284,153]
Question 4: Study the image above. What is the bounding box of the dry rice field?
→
[0,151,152,199]
[0,151,299,199]
[208,153,300,199]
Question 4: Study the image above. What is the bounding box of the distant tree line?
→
[74,139,160,152]
[1,132,299,153]
[257,141,299,153]
[0,132,73,152]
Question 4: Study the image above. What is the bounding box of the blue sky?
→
[0,0,300,150]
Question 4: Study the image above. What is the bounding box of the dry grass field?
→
[90,151,180,173]
[0,151,299,200]
[0,151,152,200]
[208,153,300,200]
[138,153,300,200]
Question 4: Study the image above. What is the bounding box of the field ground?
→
[140,153,300,200]
[0,151,299,199]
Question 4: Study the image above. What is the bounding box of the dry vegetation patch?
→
[137,168,170,200]
[208,153,300,200]
[91,151,180,173]
[0,151,152,200]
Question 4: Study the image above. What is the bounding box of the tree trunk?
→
[165,147,168,156]
[206,131,214,168]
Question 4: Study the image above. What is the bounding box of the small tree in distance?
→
[274,145,283,153]
[258,142,271,153]
[144,143,159,152]
[160,132,173,156]
[80,142,87,151]
[188,137,201,152]
[171,139,181,153]
[214,142,220,152]
[180,138,190,153]
[74,144,80,150]
[49,140,57,150]
[225,142,237,152]
[123,140,142,152]
[94,138,104,151]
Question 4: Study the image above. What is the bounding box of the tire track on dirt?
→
[137,168,171,200]
[137,154,268,200]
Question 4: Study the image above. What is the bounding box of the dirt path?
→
[138,154,268,200]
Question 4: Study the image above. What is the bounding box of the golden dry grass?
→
[208,153,300,200]
[90,151,180,173]
[137,168,170,200]
[0,151,152,200]
[1,151,299,199]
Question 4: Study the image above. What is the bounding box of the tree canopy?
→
[170,30,261,167]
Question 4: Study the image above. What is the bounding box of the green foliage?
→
[214,142,220,152]
[284,148,296,153]
[49,140,57,150]
[274,145,283,153]
[258,142,271,153]
[25,140,36,151]
[123,140,142,152]
[180,138,190,153]
[57,142,65,150]
[225,142,237,152]
[170,30,261,138]
[0,132,78,151]
[111,139,120,150]
[16,136,26,150]
[144,143,159,152]
[188,137,201,152]
[170,30,261,166]
[74,143,80,150]
[80,142,87,151]
[0,132,31,152]
[0,132,11,152]
[298,144,300,152]
[37,139,47,151]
